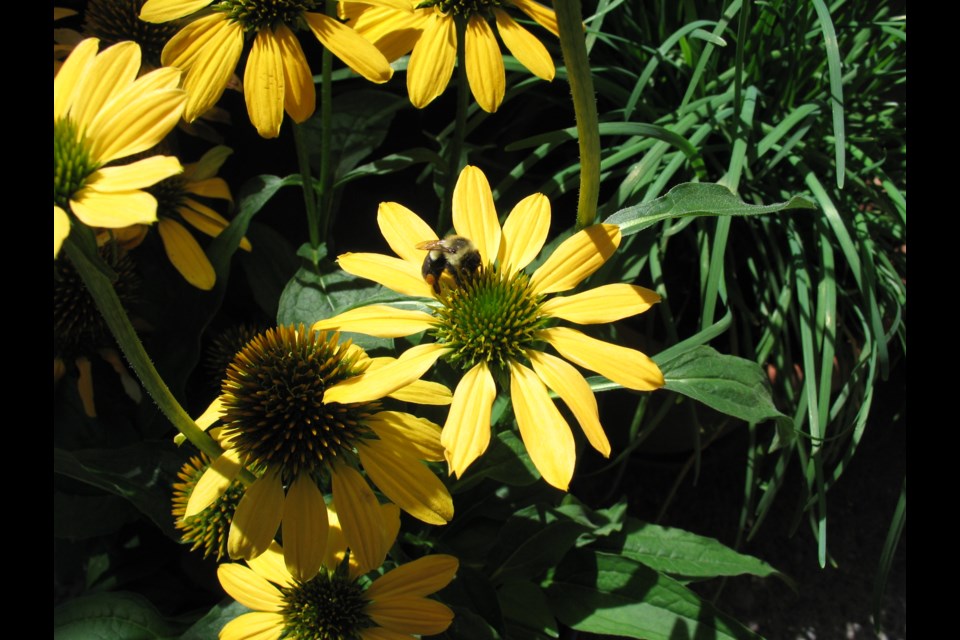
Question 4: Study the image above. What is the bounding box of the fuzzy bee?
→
[416,235,482,293]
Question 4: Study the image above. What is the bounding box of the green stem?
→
[63,235,222,460]
[293,121,320,254]
[320,4,335,242]
[437,17,469,234]
[554,0,601,229]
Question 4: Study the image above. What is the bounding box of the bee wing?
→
[416,239,454,252]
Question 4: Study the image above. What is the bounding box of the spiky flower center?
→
[54,118,96,210]
[432,267,546,370]
[219,326,372,484]
[171,454,244,560]
[281,568,372,640]
[85,0,178,68]
[418,0,504,18]
[215,0,313,31]
[147,174,188,218]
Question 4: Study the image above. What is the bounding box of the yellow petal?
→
[366,595,455,635]
[510,0,560,37]
[166,16,245,122]
[441,362,495,478]
[228,470,284,560]
[282,475,329,582]
[245,28,285,139]
[366,554,459,600]
[378,503,401,562]
[275,24,316,123]
[331,465,387,574]
[184,447,242,516]
[70,188,158,228]
[386,378,452,405]
[529,223,621,295]
[360,627,415,640]
[71,41,141,131]
[157,218,216,290]
[216,564,284,612]
[54,37,99,121]
[349,4,426,62]
[195,396,224,431]
[179,199,251,252]
[313,305,435,338]
[84,156,183,192]
[75,356,97,417]
[464,15,505,113]
[324,342,450,405]
[219,612,284,640]
[540,283,661,324]
[526,349,609,457]
[184,177,233,202]
[140,0,214,23]
[183,146,232,181]
[407,13,456,108]
[378,201,437,264]
[367,411,445,461]
[54,206,70,258]
[540,326,664,391]
[247,541,295,588]
[358,440,454,525]
[337,252,436,298]
[498,192,550,275]
[494,8,555,81]
[508,359,575,490]
[304,12,393,83]
[452,166,500,267]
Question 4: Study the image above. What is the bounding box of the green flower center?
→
[418,0,504,18]
[172,454,244,560]
[219,325,373,484]
[281,568,372,640]
[215,0,314,31]
[431,266,546,370]
[85,0,178,68]
[54,117,97,210]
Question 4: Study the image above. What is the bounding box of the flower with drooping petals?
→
[313,165,664,491]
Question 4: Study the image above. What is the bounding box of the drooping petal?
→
[324,342,450,405]
[157,218,216,290]
[540,283,661,324]
[313,305,435,338]
[179,199,251,251]
[216,564,284,612]
[54,206,70,258]
[452,166,501,266]
[464,15,505,113]
[85,156,182,192]
[441,361,495,478]
[195,397,224,431]
[337,252,436,298]
[526,349,609,456]
[304,12,393,83]
[275,23,316,124]
[70,41,141,130]
[540,326,664,391]
[184,447,242,516]
[508,359,575,490]
[281,475,329,582]
[331,465,388,574]
[366,595,455,636]
[75,356,96,417]
[348,4,426,62]
[360,627,415,640]
[70,188,158,228]
[498,192,550,275]
[219,612,284,640]
[494,9,555,81]
[407,13,456,108]
[165,16,245,122]
[228,470,285,560]
[140,0,214,23]
[358,440,454,525]
[365,554,459,600]
[54,37,99,120]
[183,145,232,182]
[510,0,560,37]
[184,177,233,201]
[247,541,295,588]
[378,201,437,264]
[245,28,285,139]
[367,411,445,461]
[529,224,621,295]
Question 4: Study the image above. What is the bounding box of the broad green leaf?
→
[237,222,298,319]
[598,517,785,580]
[54,592,181,640]
[555,497,627,542]
[656,345,795,446]
[498,580,559,638]
[486,505,588,584]
[437,565,505,638]
[454,430,539,489]
[180,601,249,640]
[434,607,502,640]
[53,491,139,540]
[605,182,816,236]
[543,551,761,639]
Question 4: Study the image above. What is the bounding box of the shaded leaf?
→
[54,591,181,640]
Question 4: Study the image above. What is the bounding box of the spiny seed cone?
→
[281,569,372,639]
[85,0,178,68]
[171,453,244,560]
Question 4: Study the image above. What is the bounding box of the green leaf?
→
[336,147,442,187]
[237,222,298,319]
[605,182,816,236]
[54,592,181,640]
[488,506,588,584]
[53,445,184,539]
[455,430,539,489]
[180,601,249,640]
[656,345,795,446]
[53,491,139,540]
[498,580,559,638]
[438,565,505,638]
[543,551,760,640]
[599,517,785,580]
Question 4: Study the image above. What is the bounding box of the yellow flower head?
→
[186,325,454,582]
[139,0,395,138]
[54,38,186,258]
[343,0,558,112]
[216,514,458,640]
[313,166,665,491]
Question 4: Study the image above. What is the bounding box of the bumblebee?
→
[416,235,482,293]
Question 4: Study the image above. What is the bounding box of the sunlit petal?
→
[366,596,455,636]
[464,15,504,113]
[282,475,329,582]
[85,156,182,192]
[452,166,501,266]
[367,411,445,461]
[54,206,70,258]
[245,28,285,138]
[510,0,560,37]
[184,447,242,516]
[217,564,284,612]
[540,283,661,324]
[247,541,295,588]
[441,362,495,478]
[540,326,664,391]
[529,224,621,294]
[366,554,459,600]
[220,612,284,640]
[331,465,387,574]
[407,13,456,108]
[337,252,436,298]
[494,9,555,81]
[71,188,158,228]
[304,12,393,83]
[71,41,141,130]
[378,201,438,264]
[140,0,213,22]
[312,305,435,338]
[274,23,316,124]
[157,218,216,290]
[54,38,99,120]
[324,343,450,405]
[358,440,454,525]
[228,470,284,560]
[498,192,550,275]
[195,396,224,431]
